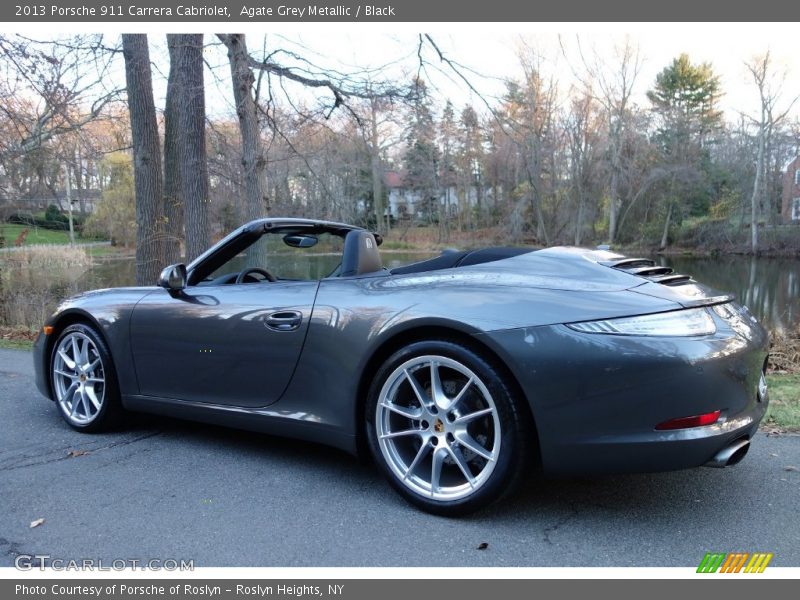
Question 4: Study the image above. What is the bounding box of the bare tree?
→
[0,35,120,160]
[745,51,797,253]
[362,95,402,233]
[568,36,642,243]
[565,91,603,245]
[507,50,559,244]
[217,34,270,223]
[216,33,417,227]
[121,34,164,285]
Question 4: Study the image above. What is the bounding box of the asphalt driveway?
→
[1,348,798,567]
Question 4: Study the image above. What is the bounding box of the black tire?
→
[365,339,532,516]
[50,323,124,432]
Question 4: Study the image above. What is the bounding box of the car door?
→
[129,280,317,407]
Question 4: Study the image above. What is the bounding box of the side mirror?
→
[158,263,187,293]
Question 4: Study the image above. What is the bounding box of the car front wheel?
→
[50,323,123,432]
[366,340,531,516]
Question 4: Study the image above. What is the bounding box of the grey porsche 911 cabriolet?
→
[33,218,769,515]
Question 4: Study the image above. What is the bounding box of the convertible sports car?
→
[33,218,769,515]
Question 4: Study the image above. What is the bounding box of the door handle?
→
[265,310,303,331]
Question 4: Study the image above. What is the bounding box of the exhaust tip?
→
[706,439,750,468]
[726,441,750,466]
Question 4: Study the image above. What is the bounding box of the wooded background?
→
[1,34,798,284]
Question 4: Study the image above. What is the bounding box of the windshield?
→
[201,230,345,283]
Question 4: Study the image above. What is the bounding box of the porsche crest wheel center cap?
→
[434,418,445,433]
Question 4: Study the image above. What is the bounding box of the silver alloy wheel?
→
[52,332,106,425]
[376,355,501,502]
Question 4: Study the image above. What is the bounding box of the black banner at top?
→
[3,0,800,22]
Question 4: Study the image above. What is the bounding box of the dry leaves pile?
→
[769,326,800,373]
[0,326,38,342]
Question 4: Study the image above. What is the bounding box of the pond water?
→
[662,255,800,334]
[77,251,800,333]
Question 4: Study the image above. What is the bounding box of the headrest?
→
[340,230,383,277]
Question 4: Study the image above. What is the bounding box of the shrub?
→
[7,210,84,233]
[83,152,135,247]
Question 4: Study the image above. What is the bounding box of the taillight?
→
[655,410,721,430]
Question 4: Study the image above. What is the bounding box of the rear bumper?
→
[537,401,765,474]
[478,304,770,475]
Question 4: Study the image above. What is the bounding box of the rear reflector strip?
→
[655,410,721,430]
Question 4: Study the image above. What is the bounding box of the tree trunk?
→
[173,34,210,262]
[528,178,549,246]
[660,202,673,250]
[608,158,619,243]
[368,99,385,234]
[370,147,383,232]
[75,147,86,216]
[163,34,185,264]
[121,34,165,285]
[764,121,774,226]
[64,162,75,245]
[574,183,584,246]
[750,117,765,254]
[218,34,269,223]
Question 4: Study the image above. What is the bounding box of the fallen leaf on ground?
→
[477,542,489,550]
[29,518,45,528]
[67,450,89,458]
[784,466,798,472]
[769,453,779,457]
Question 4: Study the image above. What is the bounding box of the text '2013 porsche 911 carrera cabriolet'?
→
[33,218,769,515]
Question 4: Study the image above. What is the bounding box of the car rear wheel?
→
[366,340,530,516]
[50,323,123,432]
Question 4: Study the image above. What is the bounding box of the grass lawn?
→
[0,337,37,350]
[0,223,105,246]
[764,373,800,431]
[1,223,72,245]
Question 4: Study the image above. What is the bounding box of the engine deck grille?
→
[599,257,693,287]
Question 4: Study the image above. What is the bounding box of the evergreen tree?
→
[403,80,440,222]
[647,54,724,247]
[458,105,485,226]
[438,101,458,236]
[648,53,723,161]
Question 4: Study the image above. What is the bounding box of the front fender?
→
[33,287,154,400]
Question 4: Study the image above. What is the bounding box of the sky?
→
[239,26,799,120]
[7,23,800,125]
